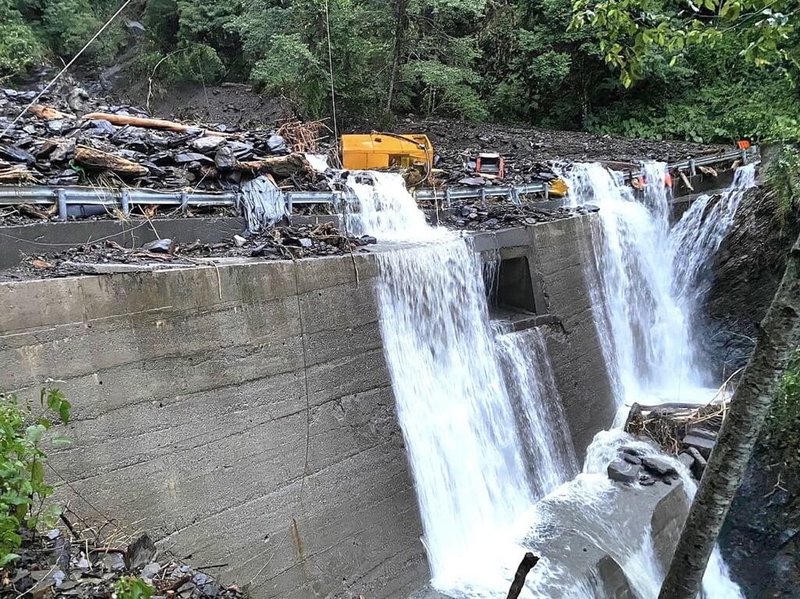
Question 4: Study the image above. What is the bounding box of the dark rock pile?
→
[3,530,243,599]
[0,86,325,192]
[607,447,682,486]
[432,200,597,231]
[1,222,376,280]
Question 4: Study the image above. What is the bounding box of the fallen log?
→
[74,145,149,177]
[29,104,74,120]
[506,552,539,599]
[238,153,312,178]
[81,112,235,137]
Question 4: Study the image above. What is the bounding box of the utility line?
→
[0,0,134,139]
[323,0,341,166]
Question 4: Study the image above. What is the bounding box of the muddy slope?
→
[709,187,800,598]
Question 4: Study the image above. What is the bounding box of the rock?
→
[641,456,678,477]
[191,572,221,598]
[190,136,226,153]
[299,238,313,248]
[683,433,715,459]
[360,235,377,245]
[175,152,213,164]
[607,458,640,483]
[214,147,236,171]
[126,533,157,570]
[687,426,718,441]
[621,446,642,457]
[686,446,707,479]
[86,119,116,135]
[142,239,175,254]
[141,562,162,580]
[101,552,126,571]
[267,134,287,153]
[67,87,89,113]
[0,144,35,164]
[640,475,656,486]
[622,453,642,465]
[233,234,247,247]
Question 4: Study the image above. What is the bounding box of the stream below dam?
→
[344,163,756,598]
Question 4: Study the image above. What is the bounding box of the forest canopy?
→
[0,0,797,143]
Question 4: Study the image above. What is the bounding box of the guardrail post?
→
[689,159,696,177]
[121,190,130,216]
[511,188,520,206]
[180,192,188,215]
[57,189,67,222]
[480,187,486,208]
[741,149,748,164]
[445,188,451,208]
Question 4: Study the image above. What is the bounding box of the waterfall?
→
[345,172,575,595]
[566,163,699,407]
[566,162,751,597]
[671,164,757,309]
[496,329,578,496]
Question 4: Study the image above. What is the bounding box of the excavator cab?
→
[341,133,433,172]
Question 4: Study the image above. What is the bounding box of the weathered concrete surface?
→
[0,214,615,597]
[0,255,428,599]
[475,216,617,459]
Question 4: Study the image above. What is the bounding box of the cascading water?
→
[565,162,752,597]
[670,164,757,309]
[496,328,578,496]
[345,172,576,595]
[566,163,700,407]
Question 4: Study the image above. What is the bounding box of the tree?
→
[658,229,800,599]
[571,0,798,88]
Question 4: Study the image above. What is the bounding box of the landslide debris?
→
[0,223,375,280]
[2,528,244,599]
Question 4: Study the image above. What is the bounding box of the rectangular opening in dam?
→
[497,256,536,314]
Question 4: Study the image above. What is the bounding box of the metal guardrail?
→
[0,147,757,221]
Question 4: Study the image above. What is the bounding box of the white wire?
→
[0,0,134,139]
[323,0,340,165]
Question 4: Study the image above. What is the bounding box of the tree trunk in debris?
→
[658,231,800,599]
[238,153,312,178]
[386,0,409,112]
[506,552,539,599]
[74,146,149,177]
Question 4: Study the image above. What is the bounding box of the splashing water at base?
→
[565,163,748,597]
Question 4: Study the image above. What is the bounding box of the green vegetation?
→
[765,145,800,224]
[0,388,71,567]
[114,576,155,599]
[0,0,797,143]
[765,351,800,468]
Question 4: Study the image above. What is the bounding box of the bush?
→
[0,388,71,567]
[0,1,43,76]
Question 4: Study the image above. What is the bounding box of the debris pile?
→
[2,529,243,599]
[606,446,682,486]
[433,200,597,231]
[2,223,376,280]
[0,86,326,192]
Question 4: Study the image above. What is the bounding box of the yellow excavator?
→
[340,132,568,196]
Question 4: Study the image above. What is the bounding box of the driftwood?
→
[81,112,235,137]
[238,153,312,178]
[506,552,540,599]
[29,104,73,120]
[74,145,149,177]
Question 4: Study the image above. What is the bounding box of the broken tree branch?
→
[81,112,236,138]
[506,552,540,599]
[74,145,149,177]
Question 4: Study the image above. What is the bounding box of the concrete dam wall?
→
[0,215,616,597]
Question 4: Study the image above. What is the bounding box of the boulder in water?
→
[641,456,678,478]
[608,458,640,483]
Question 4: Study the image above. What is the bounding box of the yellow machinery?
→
[548,178,568,197]
[341,132,433,172]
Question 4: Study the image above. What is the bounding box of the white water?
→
[566,163,701,407]
[566,163,751,597]
[345,172,575,595]
[496,329,579,496]
[671,164,757,309]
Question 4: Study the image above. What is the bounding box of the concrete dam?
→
[0,160,756,597]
